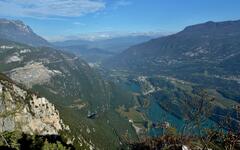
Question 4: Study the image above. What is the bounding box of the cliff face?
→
[0,77,69,135]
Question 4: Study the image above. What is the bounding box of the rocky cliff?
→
[0,74,69,135]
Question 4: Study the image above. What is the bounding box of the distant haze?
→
[45,31,171,42]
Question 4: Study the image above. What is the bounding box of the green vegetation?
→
[104,20,240,105]
[117,106,145,123]
[127,86,240,150]
[0,131,74,150]
[1,19,240,149]
[0,39,139,149]
[105,71,240,140]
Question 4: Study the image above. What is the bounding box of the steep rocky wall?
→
[0,79,69,135]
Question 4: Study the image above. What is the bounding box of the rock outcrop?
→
[0,75,69,135]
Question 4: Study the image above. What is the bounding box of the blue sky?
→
[0,0,240,41]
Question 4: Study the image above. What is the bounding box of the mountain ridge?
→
[103,19,240,109]
[0,18,51,47]
[0,28,138,149]
[104,19,240,75]
[53,35,157,53]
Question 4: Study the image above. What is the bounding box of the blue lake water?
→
[146,99,185,137]
[129,81,141,92]
[125,80,218,137]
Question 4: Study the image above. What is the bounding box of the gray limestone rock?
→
[2,116,15,131]
[0,78,68,136]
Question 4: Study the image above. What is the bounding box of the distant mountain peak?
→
[0,19,31,32]
[0,18,50,47]
[12,20,33,33]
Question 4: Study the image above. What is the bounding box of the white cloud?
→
[113,0,132,9]
[0,0,105,18]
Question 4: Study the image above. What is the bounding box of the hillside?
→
[105,20,240,75]
[104,20,240,103]
[59,45,115,63]
[0,19,141,149]
[0,38,138,149]
[101,20,240,140]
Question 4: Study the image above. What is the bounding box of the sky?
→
[0,0,240,41]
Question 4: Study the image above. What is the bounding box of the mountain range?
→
[0,18,240,149]
[53,35,157,53]
[105,20,240,75]
[104,20,240,103]
[53,35,160,63]
[103,20,240,136]
[0,19,138,149]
